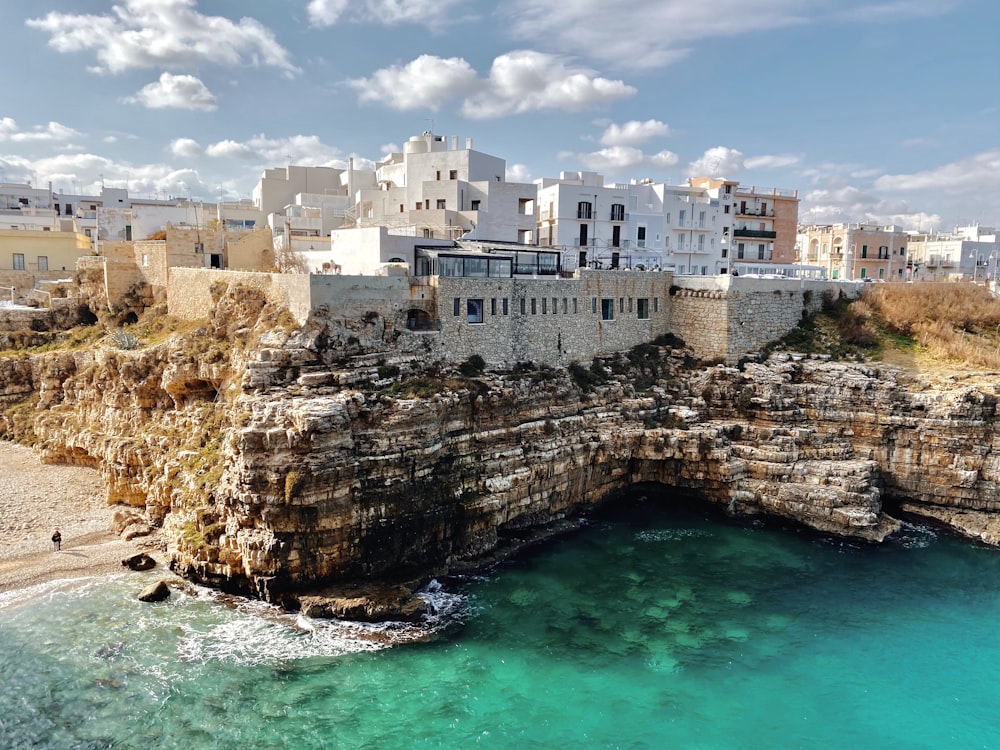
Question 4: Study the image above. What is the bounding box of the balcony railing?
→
[733,228,777,240]
[736,209,775,218]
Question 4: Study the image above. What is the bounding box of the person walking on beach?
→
[52,529,61,552]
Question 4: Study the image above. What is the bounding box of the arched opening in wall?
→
[405,308,435,331]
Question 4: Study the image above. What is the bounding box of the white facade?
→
[906,226,1000,281]
[355,133,536,245]
[536,173,731,274]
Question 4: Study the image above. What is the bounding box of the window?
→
[724,204,730,214]
[531,298,537,314]
[861,244,868,259]
[436,171,441,180]
[579,224,588,246]
[563,298,568,314]
[737,243,745,259]
[519,198,533,215]
[520,298,526,315]
[125,225,132,241]
[542,298,547,314]
[502,298,509,315]
[860,267,867,279]
[453,298,461,316]
[437,199,446,209]
[467,299,484,324]
[573,298,578,314]
[699,211,706,228]
[491,298,497,316]
[194,242,204,253]
[601,298,615,321]
[653,298,659,313]
[637,298,650,319]
[758,244,765,260]
[619,297,624,313]
[141,254,148,267]
[637,226,646,248]
[592,297,597,314]
[553,297,558,314]
[577,201,592,219]
[37,256,48,271]
[722,245,728,258]
[879,268,885,279]
[471,200,480,211]
[12,253,24,270]
[610,203,625,221]
[628,297,633,313]
[449,170,458,180]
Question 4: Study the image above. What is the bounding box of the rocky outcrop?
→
[3,287,1000,612]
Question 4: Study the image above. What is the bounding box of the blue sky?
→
[1,0,997,232]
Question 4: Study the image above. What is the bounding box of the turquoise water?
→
[3,497,1000,749]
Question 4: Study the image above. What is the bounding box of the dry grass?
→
[859,283,1000,370]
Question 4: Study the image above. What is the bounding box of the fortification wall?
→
[167,268,312,323]
[668,277,844,362]
[429,270,673,367]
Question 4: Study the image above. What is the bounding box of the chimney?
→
[466,138,473,150]
[451,135,458,150]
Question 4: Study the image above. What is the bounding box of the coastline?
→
[0,441,163,596]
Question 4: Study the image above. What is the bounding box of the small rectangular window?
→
[194,242,204,253]
[542,298,547,314]
[471,200,480,211]
[142,253,148,267]
[453,298,461,316]
[592,297,597,314]
[467,299,484,324]
[520,298,526,315]
[562,297,568,314]
[637,298,650,319]
[619,298,624,313]
[628,297,633,313]
[601,298,615,321]
[531,298,537,315]
[503,298,509,315]
[12,253,25,270]
[573,298,578,314]
[491,298,497,316]
[552,297,558,315]
[653,298,659,313]
[37,256,48,271]
[449,170,458,180]
[437,199,446,209]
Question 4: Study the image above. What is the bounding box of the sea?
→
[2,494,999,750]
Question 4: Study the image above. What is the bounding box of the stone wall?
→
[429,270,673,366]
[669,276,844,363]
[167,268,312,323]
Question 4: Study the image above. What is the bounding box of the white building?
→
[535,173,733,274]
[906,225,1000,281]
[327,132,537,275]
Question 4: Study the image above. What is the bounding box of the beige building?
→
[0,229,93,273]
[797,223,909,281]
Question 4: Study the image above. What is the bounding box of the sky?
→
[1,0,997,232]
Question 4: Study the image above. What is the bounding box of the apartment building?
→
[905,225,999,281]
[797,223,909,281]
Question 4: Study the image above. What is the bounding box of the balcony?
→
[733,228,777,240]
[736,208,775,218]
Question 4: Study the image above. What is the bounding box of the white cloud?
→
[307,0,465,27]
[380,143,401,156]
[350,51,633,117]
[462,51,635,118]
[506,163,532,183]
[561,146,678,175]
[745,154,803,170]
[170,138,203,158]
[504,0,956,70]
[900,137,939,148]
[124,73,218,111]
[599,120,671,147]
[874,150,1000,193]
[799,185,941,229]
[201,134,347,168]
[27,0,299,76]
[0,118,81,143]
[349,55,478,110]
[687,146,746,177]
[204,140,263,160]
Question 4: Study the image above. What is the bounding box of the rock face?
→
[3,286,1000,611]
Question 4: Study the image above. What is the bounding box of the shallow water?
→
[2,500,999,749]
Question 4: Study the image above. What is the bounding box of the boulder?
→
[122,553,156,571]
[137,580,171,602]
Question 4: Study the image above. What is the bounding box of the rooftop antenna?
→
[425,118,434,134]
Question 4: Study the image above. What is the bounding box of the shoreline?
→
[0,441,164,596]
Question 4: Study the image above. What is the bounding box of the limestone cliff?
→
[2,285,999,612]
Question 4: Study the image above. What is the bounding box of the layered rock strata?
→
[3,292,999,611]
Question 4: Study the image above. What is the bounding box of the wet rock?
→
[137,580,171,602]
[122,553,156,571]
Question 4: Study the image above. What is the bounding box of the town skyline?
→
[1,0,997,233]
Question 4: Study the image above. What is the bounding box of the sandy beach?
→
[0,441,163,594]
